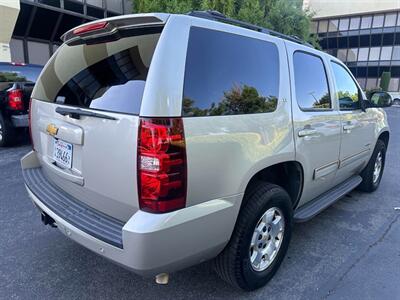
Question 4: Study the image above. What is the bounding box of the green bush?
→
[380,71,391,92]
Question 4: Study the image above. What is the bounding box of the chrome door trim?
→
[339,149,370,169]
[314,161,339,180]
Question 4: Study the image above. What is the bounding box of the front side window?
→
[183,27,279,117]
[293,52,331,110]
[331,61,361,110]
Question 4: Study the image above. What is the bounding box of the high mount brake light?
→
[8,89,23,110]
[137,118,187,213]
[73,21,108,35]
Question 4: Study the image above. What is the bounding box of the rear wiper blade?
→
[55,107,117,120]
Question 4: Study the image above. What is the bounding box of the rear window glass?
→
[0,65,42,83]
[183,27,279,117]
[33,33,161,115]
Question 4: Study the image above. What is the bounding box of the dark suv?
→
[0,62,42,146]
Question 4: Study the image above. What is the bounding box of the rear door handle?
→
[298,128,318,137]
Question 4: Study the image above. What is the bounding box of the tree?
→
[132,0,318,46]
[380,71,391,92]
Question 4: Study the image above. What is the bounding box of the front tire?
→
[214,182,293,291]
[357,139,386,192]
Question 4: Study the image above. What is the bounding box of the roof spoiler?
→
[61,13,169,45]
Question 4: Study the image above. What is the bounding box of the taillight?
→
[8,89,24,110]
[138,118,187,213]
[29,98,35,150]
[73,21,108,35]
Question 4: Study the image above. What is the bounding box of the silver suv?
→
[21,12,391,291]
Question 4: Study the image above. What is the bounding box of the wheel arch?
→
[241,161,304,210]
[378,130,390,149]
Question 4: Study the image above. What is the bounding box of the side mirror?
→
[369,91,393,108]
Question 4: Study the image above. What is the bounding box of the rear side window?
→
[183,27,279,117]
[32,32,161,115]
[293,52,331,110]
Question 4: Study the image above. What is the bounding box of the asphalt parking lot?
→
[1,107,399,300]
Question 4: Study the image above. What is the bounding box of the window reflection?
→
[183,85,278,116]
[183,27,279,117]
[293,52,331,110]
[56,47,147,115]
[331,62,360,110]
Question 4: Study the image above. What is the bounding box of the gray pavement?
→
[1,107,399,300]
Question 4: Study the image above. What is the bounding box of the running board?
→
[294,175,362,222]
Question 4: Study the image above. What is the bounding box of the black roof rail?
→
[187,10,314,48]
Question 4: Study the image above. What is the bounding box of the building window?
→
[27,41,49,65]
[349,17,361,30]
[358,48,369,61]
[339,18,349,31]
[337,49,347,62]
[328,19,339,32]
[357,78,367,89]
[369,47,380,61]
[366,78,378,90]
[389,78,400,91]
[393,46,400,60]
[311,22,318,34]
[9,39,25,63]
[107,0,123,13]
[87,0,103,7]
[347,48,358,62]
[380,46,393,60]
[361,15,372,29]
[384,13,397,27]
[318,20,328,33]
[372,14,384,28]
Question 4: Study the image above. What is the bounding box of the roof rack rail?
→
[187,10,314,48]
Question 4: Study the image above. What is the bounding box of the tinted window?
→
[0,65,42,83]
[55,49,146,115]
[183,27,279,117]
[331,62,361,110]
[293,52,331,110]
[33,33,161,115]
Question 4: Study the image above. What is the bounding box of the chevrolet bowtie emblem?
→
[46,124,59,136]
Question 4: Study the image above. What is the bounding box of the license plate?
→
[53,139,73,169]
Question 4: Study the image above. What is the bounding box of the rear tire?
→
[0,114,17,147]
[357,139,386,192]
[214,182,293,291]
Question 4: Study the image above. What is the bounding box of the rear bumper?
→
[21,151,242,276]
[11,114,29,127]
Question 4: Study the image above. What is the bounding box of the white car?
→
[21,11,391,291]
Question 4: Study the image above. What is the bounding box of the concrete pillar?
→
[0,0,20,62]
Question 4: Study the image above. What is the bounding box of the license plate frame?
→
[53,139,73,169]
